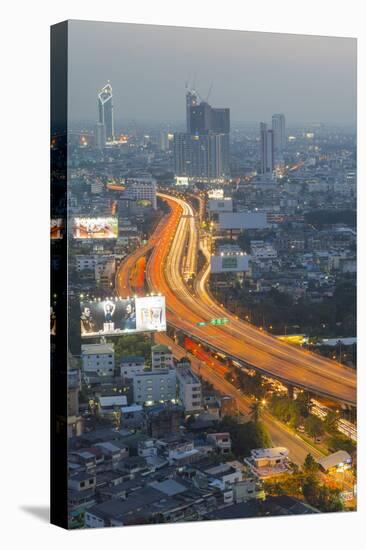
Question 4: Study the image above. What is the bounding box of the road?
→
[144,193,356,406]
[155,332,323,465]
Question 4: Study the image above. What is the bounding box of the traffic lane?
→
[151,195,356,404]
[155,333,323,465]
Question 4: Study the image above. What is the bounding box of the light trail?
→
[145,192,356,406]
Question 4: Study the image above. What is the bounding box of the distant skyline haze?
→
[67,20,357,127]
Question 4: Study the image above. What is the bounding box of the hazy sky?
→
[68,20,356,127]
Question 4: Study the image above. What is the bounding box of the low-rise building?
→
[82,343,115,376]
[138,439,158,458]
[207,432,232,455]
[120,355,146,381]
[244,447,291,479]
[151,344,174,370]
[176,363,202,413]
[132,369,177,406]
[145,404,184,438]
[204,463,243,491]
[97,394,128,417]
[233,478,265,503]
[317,450,352,473]
[120,404,144,429]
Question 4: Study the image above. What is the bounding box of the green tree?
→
[303,453,319,475]
[324,410,340,435]
[249,401,262,423]
[304,415,325,441]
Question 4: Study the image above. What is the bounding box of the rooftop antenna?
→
[206,83,213,103]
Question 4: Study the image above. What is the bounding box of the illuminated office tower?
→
[272,113,286,156]
[98,83,114,141]
[260,122,274,174]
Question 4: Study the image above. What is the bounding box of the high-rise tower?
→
[98,83,114,141]
[272,113,286,156]
[186,88,198,133]
[260,122,274,174]
[176,89,230,180]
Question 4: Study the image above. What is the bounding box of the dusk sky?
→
[68,20,357,127]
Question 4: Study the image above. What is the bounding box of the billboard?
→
[211,254,250,273]
[51,218,64,240]
[175,176,189,186]
[218,212,268,230]
[208,189,224,199]
[208,198,233,213]
[135,295,166,332]
[80,295,166,337]
[73,217,118,239]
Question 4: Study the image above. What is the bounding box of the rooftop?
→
[250,447,289,459]
[176,367,200,384]
[120,355,145,364]
[82,343,115,355]
[149,479,187,497]
[317,450,352,470]
[152,344,171,353]
[98,395,128,408]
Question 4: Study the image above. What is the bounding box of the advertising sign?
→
[73,217,118,239]
[80,295,166,337]
[51,218,64,240]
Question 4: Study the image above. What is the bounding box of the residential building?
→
[145,404,183,438]
[120,355,146,380]
[97,395,128,418]
[81,343,115,376]
[176,363,202,413]
[120,404,144,429]
[204,462,243,490]
[151,344,174,370]
[244,447,291,479]
[132,369,177,405]
[206,432,232,454]
[233,478,265,503]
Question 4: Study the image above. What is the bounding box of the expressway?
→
[145,192,356,406]
[115,212,170,298]
[115,203,325,463]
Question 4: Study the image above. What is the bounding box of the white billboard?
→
[211,254,250,273]
[175,176,189,186]
[135,295,166,332]
[219,212,268,230]
[208,198,233,213]
[208,189,224,199]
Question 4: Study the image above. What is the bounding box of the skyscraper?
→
[94,122,106,149]
[272,113,286,157]
[176,91,230,180]
[98,83,114,141]
[186,89,199,133]
[260,122,274,174]
[188,102,230,135]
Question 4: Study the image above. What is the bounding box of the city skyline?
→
[51,20,357,529]
[68,20,356,126]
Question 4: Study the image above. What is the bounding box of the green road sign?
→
[197,318,229,327]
